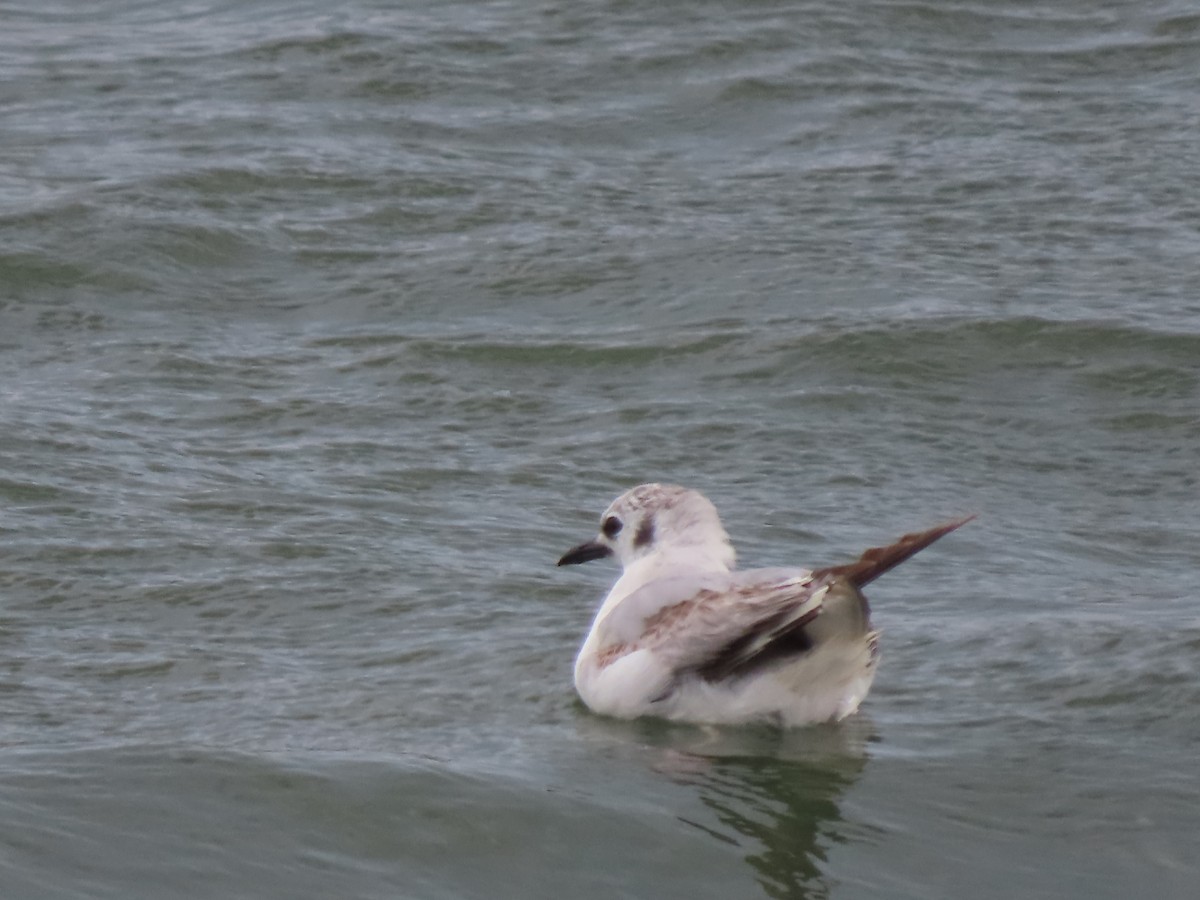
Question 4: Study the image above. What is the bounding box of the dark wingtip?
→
[813,514,976,589]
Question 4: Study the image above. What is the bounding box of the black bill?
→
[557,540,613,567]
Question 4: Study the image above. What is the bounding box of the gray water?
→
[2,1,1199,897]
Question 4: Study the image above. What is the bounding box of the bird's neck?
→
[595,542,733,624]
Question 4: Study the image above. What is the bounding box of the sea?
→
[2,1,1199,897]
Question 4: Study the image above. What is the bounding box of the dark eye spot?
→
[602,516,623,539]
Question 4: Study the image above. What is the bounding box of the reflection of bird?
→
[692,750,867,900]
[559,483,972,726]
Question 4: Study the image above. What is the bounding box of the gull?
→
[558,483,972,727]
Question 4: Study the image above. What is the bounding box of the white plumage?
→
[558,483,970,727]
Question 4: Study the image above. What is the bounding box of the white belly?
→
[576,635,878,727]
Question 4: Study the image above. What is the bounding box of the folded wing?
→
[615,570,830,684]
[601,516,973,690]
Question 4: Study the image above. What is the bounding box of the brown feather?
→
[810,515,976,589]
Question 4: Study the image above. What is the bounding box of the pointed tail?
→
[811,515,975,589]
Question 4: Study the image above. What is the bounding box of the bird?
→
[557,483,972,727]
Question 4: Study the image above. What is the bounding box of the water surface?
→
[2,1,1198,897]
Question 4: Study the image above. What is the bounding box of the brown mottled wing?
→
[810,515,976,589]
[633,572,828,684]
[615,517,973,688]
